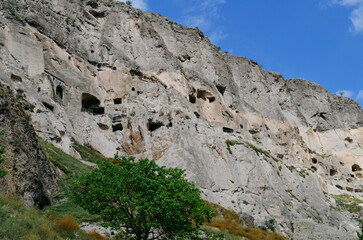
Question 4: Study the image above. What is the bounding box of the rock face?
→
[0,0,362,237]
[0,85,56,209]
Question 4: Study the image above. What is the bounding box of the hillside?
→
[0,0,362,238]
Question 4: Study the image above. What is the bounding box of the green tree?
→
[0,132,7,178]
[358,220,363,240]
[72,156,214,240]
[126,0,132,6]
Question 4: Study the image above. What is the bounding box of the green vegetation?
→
[204,202,286,240]
[0,194,103,240]
[252,134,260,142]
[126,0,132,6]
[0,42,4,46]
[29,103,36,112]
[7,7,26,25]
[357,220,363,240]
[308,148,331,158]
[72,156,214,239]
[332,194,363,214]
[285,189,298,201]
[0,132,7,178]
[225,140,281,163]
[38,137,99,222]
[0,134,290,240]
[71,138,108,165]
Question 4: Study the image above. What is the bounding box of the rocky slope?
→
[0,85,56,209]
[0,0,362,238]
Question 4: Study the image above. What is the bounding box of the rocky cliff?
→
[0,84,56,209]
[0,0,362,238]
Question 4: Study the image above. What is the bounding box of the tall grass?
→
[0,194,102,240]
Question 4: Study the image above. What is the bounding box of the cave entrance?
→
[81,93,104,115]
[56,86,64,101]
[352,164,362,172]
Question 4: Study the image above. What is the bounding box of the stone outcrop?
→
[0,85,56,209]
[0,0,362,238]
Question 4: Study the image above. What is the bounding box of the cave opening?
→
[147,119,164,132]
[81,93,104,115]
[56,86,63,101]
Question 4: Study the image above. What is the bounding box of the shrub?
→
[358,220,363,240]
[72,156,214,239]
[55,216,79,232]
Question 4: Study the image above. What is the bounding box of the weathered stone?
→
[0,0,362,237]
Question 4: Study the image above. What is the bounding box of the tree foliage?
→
[0,132,7,178]
[358,220,363,240]
[72,156,214,240]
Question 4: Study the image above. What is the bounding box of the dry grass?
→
[204,202,287,240]
[0,194,102,240]
[88,230,108,240]
[55,215,79,231]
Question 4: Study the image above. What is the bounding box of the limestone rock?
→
[0,0,362,237]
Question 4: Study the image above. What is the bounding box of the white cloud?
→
[334,0,363,32]
[357,90,363,100]
[335,90,354,97]
[180,0,226,29]
[118,0,148,11]
[179,0,227,44]
[209,29,228,44]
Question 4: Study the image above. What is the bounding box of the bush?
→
[358,220,363,240]
[72,156,214,240]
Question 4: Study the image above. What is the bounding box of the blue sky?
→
[119,0,363,108]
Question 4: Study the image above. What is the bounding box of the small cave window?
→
[131,87,135,92]
[194,112,200,118]
[81,93,104,115]
[147,119,164,132]
[11,73,22,82]
[197,90,215,103]
[223,127,234,133]
[42,102,54,112]
[330,169,337,176]
[87,0,99,8]
[112,123,123,132]
[113,98,122,104]
[311,166,317,171]
[335,185,343,190]
[352,164,362,172]
[344,137,353,143]
[355,189,363,193]
[130,69,143,78]
[56,85,64,101]
[189,94,196,104]
[346,187,354,192]
[311,158,317,164]
[38,87,41,93]
[216,85,226,96]
[167,122,173,128]
[97,123,109,130]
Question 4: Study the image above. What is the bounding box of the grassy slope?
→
[0,194,103,240]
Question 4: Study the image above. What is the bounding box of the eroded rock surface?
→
[0,86,56,208]
[0,0,362,237]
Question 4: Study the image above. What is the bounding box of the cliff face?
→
[0,85,56,209]
[0,0,362,237]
